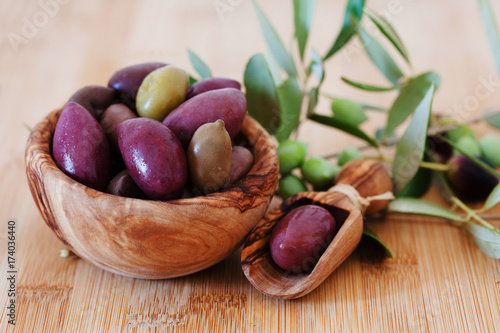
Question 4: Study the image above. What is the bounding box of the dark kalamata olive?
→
[446,155,499,201]
[69,85,116,120]
[269,205,337,273]
[106,169,146,199]
[225,146,254,187]
[108,62,167,109]
[100,103,137,156]
[117,118,187,200]
[186,77,241,99]
[53,102,112,191]
[163,88,246,148]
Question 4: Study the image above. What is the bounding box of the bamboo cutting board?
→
[1,0,500,331]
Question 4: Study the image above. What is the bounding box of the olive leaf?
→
[307,87,319,117]
[293,0,316,60]
[309,48,325,83]
[361,226,394,259]
[341,77,396,92]
[309,114,379,147]
[482,183,500,211]
[392,82,435,193]
[360,102,387,112]
[324,0,365,60]
[244,54,281,134]
[353,19,404,86]
[189,75,198,86]
[22,122,33,132]
[375,127,396,145]
[397,167,432,199]
[388,198,463,221]
[464,222,500,259]
[187,49,212,79]
[478,0,500,74]
[265,52,284,87]
[484,108,500,129]
[252,1,297,76]
[385,72,440,136]
[439,135,500,178]
[274,77,303,142]
[429,156,455,205]
[364,8,411,65]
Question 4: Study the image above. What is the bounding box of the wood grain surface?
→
[1,0,500,331]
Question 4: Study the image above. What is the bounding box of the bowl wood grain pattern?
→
[25,109,279,279]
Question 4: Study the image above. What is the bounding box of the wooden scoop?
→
[241,159,393,299]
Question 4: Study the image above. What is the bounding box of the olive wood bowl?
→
[25,109,279,279]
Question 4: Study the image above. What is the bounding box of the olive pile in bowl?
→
[54,62,254,200]
[25,62,279,278]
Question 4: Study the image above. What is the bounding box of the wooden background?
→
[1,0,500,331]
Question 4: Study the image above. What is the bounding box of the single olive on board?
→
[106,169,146,199]
[136,65,189,121]
[225,146,254,187]
[186,77,241,99]
[69,85,116,120]
[53,102,112,191]
[108,62,167,109]
[269,205,337,273]
[100,103,137,156]
[163,88,247,148]
[117,118,187,200]
[187,120,232,194]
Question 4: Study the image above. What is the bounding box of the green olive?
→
[301,157,338,190]
[136,65,189,120]
[187,120,232,194]
[277,140,308,174]
[479,134,500,166]
[338,147,363,166]
[279,174,307,199]
[331,98,367,126]
[453,136,480,156]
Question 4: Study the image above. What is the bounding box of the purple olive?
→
[163,88,247,148]
[53,102,112,191]
[100,103,137,156]
[69,85,116,120]
[225,146,254,187]
[186,77,241,100]
[108,62,167,108]
[446,155,499,201]
[117,118,187,200]
[269,205,337,273]
[106,169,146,199]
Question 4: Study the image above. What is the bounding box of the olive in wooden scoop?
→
[241,159,393,299]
